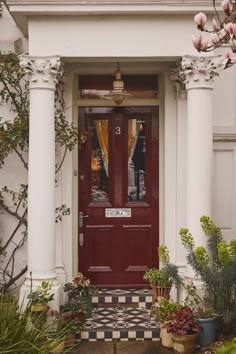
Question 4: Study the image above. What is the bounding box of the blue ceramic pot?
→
[197,316,217,345]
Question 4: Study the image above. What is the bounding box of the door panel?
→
[78,107,159,287]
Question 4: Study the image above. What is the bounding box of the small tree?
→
[0,53,86,292]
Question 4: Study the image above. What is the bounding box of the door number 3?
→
[115,126,121,135]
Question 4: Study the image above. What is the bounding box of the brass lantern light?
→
[105,63,132,105]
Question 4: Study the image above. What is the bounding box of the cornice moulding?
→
[5,0,222,15]
[4,0,222,36]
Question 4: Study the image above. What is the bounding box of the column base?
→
[19,277,62,311]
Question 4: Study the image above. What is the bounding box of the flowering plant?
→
[164,306,201,336]
[155,297,184,324]
[60,299,87,319]
[63,272,97,299]
[49,309,82,335]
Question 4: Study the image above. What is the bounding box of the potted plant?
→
[63,272,97,318]
[183,280,218,346]
[60,298,87,323]
[164,306,201,354]
[48,309,81,352]
[143,268,172,296]
[155,297,183,348]
[27,281,54,323]
[144,245,181,318]
[180,216,236,334]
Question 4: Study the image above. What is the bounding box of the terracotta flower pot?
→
[151,284,172,298]
[172,332,197,354]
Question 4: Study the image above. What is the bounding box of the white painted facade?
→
[1,1,236,306]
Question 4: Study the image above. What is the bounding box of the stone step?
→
[92,288,153,309]
[79,306,160,342]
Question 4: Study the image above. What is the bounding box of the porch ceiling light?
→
[105,63,132,105]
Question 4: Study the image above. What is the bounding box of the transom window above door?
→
[79,75,158,100]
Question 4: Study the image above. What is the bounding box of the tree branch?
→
[3,266,27,291]
[13,147,28,170]
[0,202,27,226]
[2,209,27,251]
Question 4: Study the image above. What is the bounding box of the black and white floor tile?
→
[79,306,160,342]
[92,288,152,309]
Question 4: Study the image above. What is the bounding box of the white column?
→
[19,56,62,309]
[181,56,223,249]
[169,63,188,269]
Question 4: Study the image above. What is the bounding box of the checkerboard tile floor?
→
[92,288,153,308]
[79,305,160,342]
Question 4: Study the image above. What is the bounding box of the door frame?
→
[70,73,164,278]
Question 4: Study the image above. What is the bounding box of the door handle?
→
[79,211,89,228]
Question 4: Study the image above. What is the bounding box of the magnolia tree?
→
[192,0,236,68]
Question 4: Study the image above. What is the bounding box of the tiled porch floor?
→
[78,288,160,342]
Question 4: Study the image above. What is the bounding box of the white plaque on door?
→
[105,208,131,217]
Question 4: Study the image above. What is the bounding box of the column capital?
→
[169,61,186,99]
[181,55,224,90]
[20,55,62,91]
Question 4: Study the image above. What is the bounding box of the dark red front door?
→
[78,106,159,287]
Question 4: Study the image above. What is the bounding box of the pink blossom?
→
[225,51,232,60]
[209,33,219,46]
[192,33,209,51]
[224,22,236,35]
[221,0,233,13]
[212,18,220,32]
[223,51,232,68]
[194,12,207,29]
[219,28,227,40]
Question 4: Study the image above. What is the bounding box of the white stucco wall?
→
[27,14,197,58]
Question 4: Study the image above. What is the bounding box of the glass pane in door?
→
[128,118,146,201]
[91,119,109,202]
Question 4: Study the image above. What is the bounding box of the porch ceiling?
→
[63,59,180,75]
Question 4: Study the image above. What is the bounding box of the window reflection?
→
[128,119,146,201]
[91,120,109,202]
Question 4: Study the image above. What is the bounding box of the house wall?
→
[28,14,197,57]
[1,4,236,286]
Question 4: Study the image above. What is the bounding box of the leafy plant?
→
[180,216,236,334]
[0,292,77,353]
[63,272,97,298]
[183,280,216,319]
[155,297,183,324]
[164,306,201,336]
[60,298,87,319]
[27,281,54,306]
[63,273,97,319]
[180,216,236,316]
[49,309,82,335]
[216,338,236,354]
[143,268,171,286]
[158,245,183,286]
